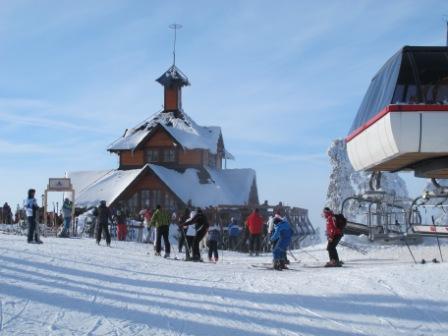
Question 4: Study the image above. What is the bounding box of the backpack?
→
[334,214,347,231]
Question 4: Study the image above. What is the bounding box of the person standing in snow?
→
[323,207,343,267]
[178,208,190,253]
[59,198,73,237]
[207,223,220,263]
[183,208,209,261]
[168,212,180,255]
[142,208,153,243]
[270,217,292,270]
[184,211,196,260]
[116,206,127,241]
[94,200,112,246]
[24,189,42,244]
[246,209,264,256]
[150,204,171,258]
[227,218,240,251]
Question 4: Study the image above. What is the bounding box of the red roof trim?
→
[346,105,448,142]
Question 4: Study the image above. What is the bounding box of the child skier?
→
[207,223,221,263]
[270,217,292,270]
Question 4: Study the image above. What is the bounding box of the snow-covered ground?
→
[0,233,447,336]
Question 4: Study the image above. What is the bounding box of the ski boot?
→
[325,260,339,267]
[154,252,161,257]
[164,253,170,259]
[280,260,289,270]
[273,260,283,271]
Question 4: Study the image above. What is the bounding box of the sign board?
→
[48,178,72,191]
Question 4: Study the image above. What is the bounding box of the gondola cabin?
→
[346,46,448,178]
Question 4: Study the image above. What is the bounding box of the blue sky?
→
[0,0,446,227]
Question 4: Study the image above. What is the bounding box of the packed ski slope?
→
[0,233,447,336]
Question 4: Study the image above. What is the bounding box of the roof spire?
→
[169,23,182,66]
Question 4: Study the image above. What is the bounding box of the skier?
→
[270,216,292,270]
[93,200,111,246]
[183,208,209,261]
[323,207,343,267]
[246,208,264,256]
[168,212,180,254]
[227,218,240,251]
[150,204,171,258]
[207,222,220,263]
[59,198,73,237]
[184,211,196,260]
[142,208,153,243]
[24,189,42,244]
[116,207,127,241]
[178,208,190,253]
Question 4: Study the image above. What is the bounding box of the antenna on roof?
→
[444,15,448,46]
[169,23,182,66]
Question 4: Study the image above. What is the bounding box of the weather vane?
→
[169,23,182,66]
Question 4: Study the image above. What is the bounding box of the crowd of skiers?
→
[20,188,344,269]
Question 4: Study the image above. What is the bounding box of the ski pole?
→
[404,236,417,264]
[436,234,444,262]
[432,216,444,262]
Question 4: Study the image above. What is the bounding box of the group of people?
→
[22,188,344,269]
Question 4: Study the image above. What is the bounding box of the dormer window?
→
[163,148,176,162]
[146,149,159,163]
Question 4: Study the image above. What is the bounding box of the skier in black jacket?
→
[183,208,209,261]
[93,200,111,246]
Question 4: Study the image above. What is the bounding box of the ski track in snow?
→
[0,234,447,336]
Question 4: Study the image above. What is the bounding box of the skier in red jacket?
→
[246,208,264,256]
[323,207,342,267]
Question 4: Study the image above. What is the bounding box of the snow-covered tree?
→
[326,138,410,219]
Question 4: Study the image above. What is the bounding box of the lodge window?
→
[141,190,151,208]
[145,149,159,163]
[163,148,176,163]
[164,193,177,211]
[208,153,217,168]
[127,193,139,213]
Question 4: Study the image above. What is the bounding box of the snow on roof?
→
[108,110,234,158]
[69,167,145,208]
[69,163,255,209]
[149,164,256,207]
[156,65,190,87]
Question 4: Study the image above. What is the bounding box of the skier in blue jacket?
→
[270,217,292,270]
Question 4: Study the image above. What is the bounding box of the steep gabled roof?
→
[107,110,234,159]
[70,164,256,208]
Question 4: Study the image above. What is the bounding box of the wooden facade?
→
[119,128,223,170]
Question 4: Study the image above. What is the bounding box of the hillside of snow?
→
[0,233,447,335]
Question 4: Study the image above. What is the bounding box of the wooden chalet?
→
[70,65,259,214]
